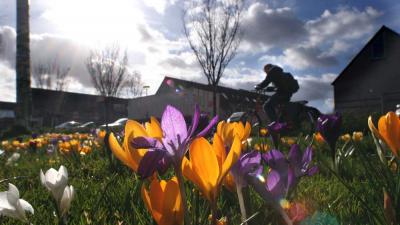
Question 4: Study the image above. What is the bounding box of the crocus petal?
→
[124,120,148,151]
[196,115,218,138]
[188,104,200,138]
[218,136,242,184]
[263,150,287,172]
[141,182,161,223]
[307,166,318,176]
[182,157,203,190]
[59,186,73,216]
[145,117,163,139]
[161,105,188,148]
[109,133,137,171]
[0,192,13,210]
[40,169,48,190]
[58,165,68,180]
[138,150,167,179]
[131,137,161,149]
[288,144,301,166]
[301,147,313,170]
[378,112,400,157]
[161,177,183,225]
[267,170,285,199]
[213,134,226,171]
[7,183,19,206]
[18,199,34,215]
[243,122,251,140]
[190,137,220,202]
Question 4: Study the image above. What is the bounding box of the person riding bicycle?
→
[255,64,299,122]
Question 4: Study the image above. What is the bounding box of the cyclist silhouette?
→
[255,64,299,122]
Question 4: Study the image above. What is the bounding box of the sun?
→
[40,0,145,46]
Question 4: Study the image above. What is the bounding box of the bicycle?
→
[226,87,321,137]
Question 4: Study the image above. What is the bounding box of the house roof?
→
[157,76,265,100]
[331,25,400,85]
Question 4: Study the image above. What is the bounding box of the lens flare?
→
[256,174,266,183]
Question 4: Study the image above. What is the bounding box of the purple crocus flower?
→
[267,121,287,134]
[316,113,341,147]
[267,121,287,148]
[262,145,317,200]
[316,112,341,160]
[132,104,218,179]
[49,138,59,146]
[231,151,263,188]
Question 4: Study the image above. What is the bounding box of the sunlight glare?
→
[40,0,145,46]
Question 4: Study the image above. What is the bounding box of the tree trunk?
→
[213,84,217,117]
[16,0,32,128]
[104,96,109,132]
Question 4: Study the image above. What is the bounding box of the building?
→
[332,25,400,113]
[128,76,268,121]
[0,88,129,128]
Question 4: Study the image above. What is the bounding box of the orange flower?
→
[142,177,183,225]
[182,134,241,204]
[352,131,363,142]
[97,130,106,141]
[340,133,351,142]
[314,132,325,144]
[109,117,162,172]
[259,127,268,137]
[369,112,400,158]
[254,143,270,152]
[217,121,251,146]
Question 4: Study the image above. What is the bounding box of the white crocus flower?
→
[40,165,74,217]
[6,152,20,165]
[59,185,74,217]
[0,183,34,222]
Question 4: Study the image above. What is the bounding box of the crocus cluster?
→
[108,104,320,225]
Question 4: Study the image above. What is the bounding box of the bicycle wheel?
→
[245,110,263,137]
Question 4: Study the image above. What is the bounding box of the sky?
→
[0,0,399,113]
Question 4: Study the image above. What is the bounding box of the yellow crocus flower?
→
[369,112,400,158]
[340,133,351,142]
[217,121,251,146]
[352,131,363,142]
[141,177,183,225]
[182,134,241,204]
[109,117,162,172]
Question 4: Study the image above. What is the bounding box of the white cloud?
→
[0,61,16,102]
[292,73,336,102]
[142,0,178,14]
[259,46,337,70]
[306,6,382,48]
[241,2,307,51]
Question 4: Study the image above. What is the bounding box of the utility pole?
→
[143,85,150,96]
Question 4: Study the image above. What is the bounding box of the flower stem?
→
[236,185,248,225]
[175,165,190,225]
[211,202,218,225]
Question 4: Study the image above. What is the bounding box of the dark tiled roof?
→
[157,76,265,100]
[332,25,400,85]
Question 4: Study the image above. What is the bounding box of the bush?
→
[0,124,31,140]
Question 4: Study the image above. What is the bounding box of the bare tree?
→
[123,71,144,98]
[183,0,243,116]
[32,59,71,91]
[85,45,129,130]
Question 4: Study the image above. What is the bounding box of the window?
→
[371,33,384,59]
